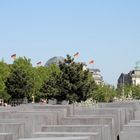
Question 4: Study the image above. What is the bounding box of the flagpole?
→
[92,63,94,70]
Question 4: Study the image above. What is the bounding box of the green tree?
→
[0,60,11,100]
[40,71,61,100]
[6,57,33,102]
[116,84,132,98]
[35,64,61,101]
[92,84,116,102]
[116,84,140,100]
[6,68,32,101]
[40,55,96,103]
[131,85,140,99]
[58,55,96,103]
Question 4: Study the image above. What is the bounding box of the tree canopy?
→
[40,55,97,103]
[0,60,11,100]
[1,55,136,104]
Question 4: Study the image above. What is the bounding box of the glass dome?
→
[45,56,65,67]
[135,61,140,70]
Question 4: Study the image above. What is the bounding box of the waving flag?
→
[74,52,79,58]
[36,61,42,66]
[11,54,16,60]
[89,60,94,64]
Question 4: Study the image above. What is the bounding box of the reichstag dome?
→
[45,56,65,67]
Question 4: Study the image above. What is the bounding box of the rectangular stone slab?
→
[32,132,100,140]
[33,105,73,117]
[0,123,24,140]
[41,124,110,140]
[134,111,140,119]
[123,124,140,131]
[119,131,140,140]
[61,116,115,140]
[75,107,126,131]
[19,136,90,140]
[75,115,118,136]
[98,103,135,123]
[0,133,13,140]
[0,111,59,137]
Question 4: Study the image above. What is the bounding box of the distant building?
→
[89,68,103,85]
[45,56,65,67]
[131,61,140,85]
[117,72,132,87]
[117,61,140,87]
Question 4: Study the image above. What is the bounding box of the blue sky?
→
[0,0,140,86]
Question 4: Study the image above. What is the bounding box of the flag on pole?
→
[89,60,94,64]
[73,52,79,58]
[11,54,16,60]
[36,61,42,66]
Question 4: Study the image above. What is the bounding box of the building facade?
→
[89,68,103,85]
[131,62,140,85]
[117,61,140,87]
[117,72,132,87]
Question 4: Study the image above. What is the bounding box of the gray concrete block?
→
[123,124,140,131]
[0,119,31,138]
[0,133,13,140]
[33,105,73,117]
[130,120,140,123]
[19,136,90,140]
[75,107,125,131]
[1,102,138,140]
[98,102,138,111]
[41,124,110,140]
[0,111,59,125]
[98,102,135,123]
[120,131,140,140]
[61,116,115,140]
[0,123,24,140]
[0,111,60,137]
[32,132,100,140]
[75,114,118,137]
[134,111,140,119]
